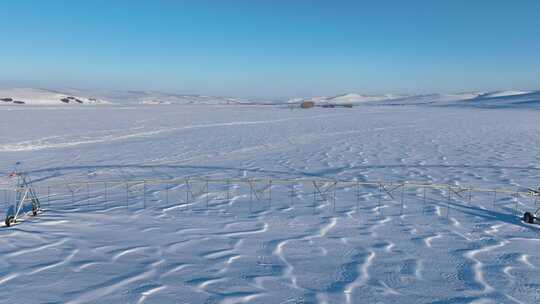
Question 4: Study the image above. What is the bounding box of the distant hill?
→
[1,87,538,108]
[129,92,253,105]
[0,88,110,105]
[462,90,540,108]
[0,88,261,106]
[287,90,540,109]
[287,93,402,105]
[85,90,261,105]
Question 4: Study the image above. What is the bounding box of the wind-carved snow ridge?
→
[1,104,540,303]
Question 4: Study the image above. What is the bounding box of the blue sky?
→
[1,0,539,98]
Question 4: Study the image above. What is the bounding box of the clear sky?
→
[1,0,539,99]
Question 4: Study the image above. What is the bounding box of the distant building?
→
[300,101,315,109]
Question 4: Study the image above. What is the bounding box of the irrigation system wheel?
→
[32,203,38,216]
[523,212,535,224]
[5,215,15,227]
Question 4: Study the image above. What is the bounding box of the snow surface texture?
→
[1,103,540,303]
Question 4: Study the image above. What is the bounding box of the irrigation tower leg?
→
[290,183,295,207]
[447,187,451,219]
[249,182,253,214]
[165,185,169,206]
[268,180,272,210]
[126,183,129,210]
[185,181,190,212]
[312,186,317,214]
[143,181,147,209]
[356,181,360,213]
[378,183,382,215]
[400,185,405,216]
[332,187,336,213]
[206,180,209,210]
[4,189,7,212]
[226,179,231,203]
[514,192,519,216]
[423,186,426,211]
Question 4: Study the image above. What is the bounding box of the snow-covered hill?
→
[480,90,532,98]
[0,88,261,106]
[287,92,486,106]
[134,92,252,105]
[464,90,540,108]
[288,93,402,105]
[2,88,538,108]
[0,88,110,105]
[327,93,401,104]
[92,90,258,105]
[371,92,485,106]
[288,90,540,108]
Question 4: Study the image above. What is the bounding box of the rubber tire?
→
[523,212,535,224]
[32,206,38,216]
[5,215,14,227]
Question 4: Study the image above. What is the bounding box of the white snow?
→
[1,97,540,303]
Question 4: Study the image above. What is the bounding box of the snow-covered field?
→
[1,103,540,303]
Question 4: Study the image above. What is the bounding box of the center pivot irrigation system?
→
[2,165,540,227]
[3,164,41,227]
